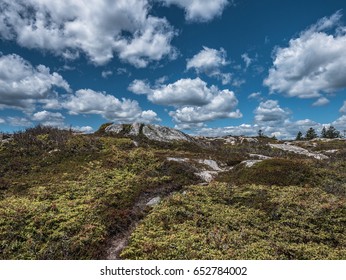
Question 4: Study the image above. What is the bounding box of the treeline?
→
[296,126,343,140]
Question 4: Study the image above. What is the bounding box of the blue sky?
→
[0,0,346,139]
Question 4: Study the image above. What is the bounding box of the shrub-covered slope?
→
[0,124,345,259]
[121,183,345,260]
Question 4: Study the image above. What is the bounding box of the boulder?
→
[146,196,161,206]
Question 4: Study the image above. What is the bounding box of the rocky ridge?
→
[104,123,194,143]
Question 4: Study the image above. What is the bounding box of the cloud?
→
[170,102,242,124]
[196,124,258,137]
[248,92,262,100]
[0,54,70,111]
[192,98,346,139]
[187,47,228,71]
[340,101,346,114]
[63,89,159,123]
[159,0,229,22]
[174,122,205,131]
[306,10,343,34]
[155,76,169,85]
[194,118,323,139]
[6,117,33,127]
[254,100,290,126]
[186,47,231,84]
[312,97,330,107]
[0,0,177,67]
[129,77,214,106]
[116,68,131,76]
[332,115,346,131]
[140,110,161,123]
[264,11,346,98]
[232,78,245,87]
[0,118,5,124]
[128,79,153,95]
[101,71,113,79]
[41,97,63,110]
[241,53,252,69]
[169,89,241,124]
[73,126,94,133]
[31,110,65,127]
[129,77,241,125]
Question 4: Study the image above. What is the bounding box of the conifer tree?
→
[296,131,303,140]
[321,126,327,138]
[258,129,264,138]
[326,126,340,139]
[305,127,318,140]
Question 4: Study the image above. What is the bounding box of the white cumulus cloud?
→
[254,100,290,125]
[0,0,177,67]
[196,124,259,137]
[63,89,159,123]
[140,110,161,123]
[6,117,33,127]
[129,77,241,125]
[332,115,346,131]
[248,92,262,100]
[186,47,231,84]
[264,11,346,98]
[0,53,70,111]
[129,77,214,106]
[187,47,228,71]
[159,0,229,22]
[170,102,242,124]
[312,97,330,107]
[192,97,346,140]
[31,110,65,127]
[194,118,323,140]
[72,126,94,133]
[128,79,153,95]
[340,101,346,114]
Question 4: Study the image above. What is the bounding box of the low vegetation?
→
[218,159,317,186]
[122,183,345,259]
[0,124,345,259]
[0,126,196,259]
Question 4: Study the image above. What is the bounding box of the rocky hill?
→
[0,124,345,260]
[102,123,195,143]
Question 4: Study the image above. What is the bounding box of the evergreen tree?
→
[326,126,340,139]
[295,131,303,140]
[321,126,327,138]
[305,127,318,140]
[258,129,264,138]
